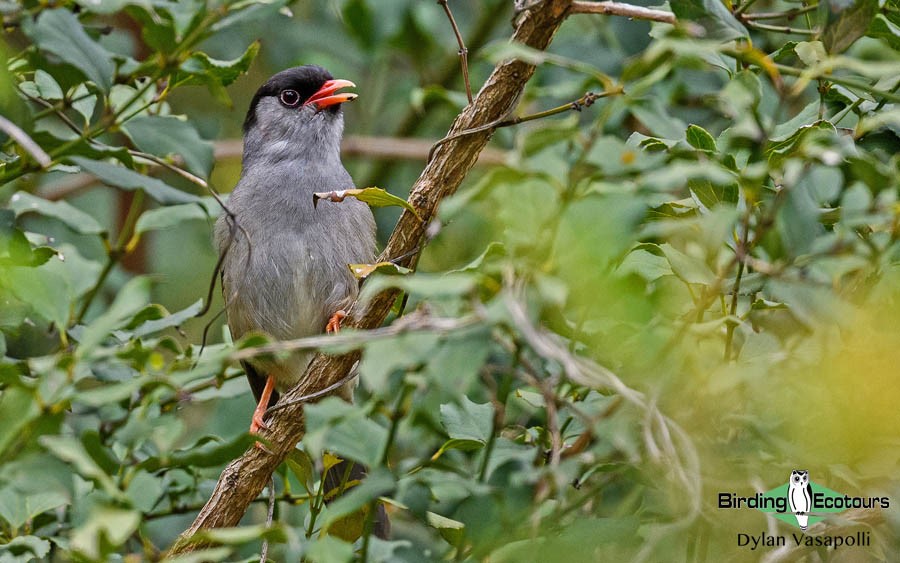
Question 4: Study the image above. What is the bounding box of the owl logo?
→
[788,470,812,531]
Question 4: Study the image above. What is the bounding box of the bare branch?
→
[0,115,51,168]
[569,0,675,24]
[168,0,578,554]
[428,89,621,162]
[36,136,508,202]
[437,0,474,103]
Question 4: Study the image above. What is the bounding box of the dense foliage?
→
[1,0,899,561]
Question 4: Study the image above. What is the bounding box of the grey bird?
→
[214,65,387,537]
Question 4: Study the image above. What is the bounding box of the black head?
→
[243,65,346,133]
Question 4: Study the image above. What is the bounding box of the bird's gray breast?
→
[215,162,376,344]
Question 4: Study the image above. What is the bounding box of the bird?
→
[214,65,388,537]
[788,469,812,531]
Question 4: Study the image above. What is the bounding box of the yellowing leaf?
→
[313,187,420,220]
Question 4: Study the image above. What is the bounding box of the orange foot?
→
[249,375,275,434]
[250,411,269,434]
[326,310,347,334]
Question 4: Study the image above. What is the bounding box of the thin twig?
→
[742,20,816,34]
[259,476,275,563]
[0,115,51,168]
[724,210,751,361]
[569,0,675,24]
[742,5,816,20]
[437,0,473,104]
[733,0,760,16]
[263,371,358,417]
[428,89,621,162]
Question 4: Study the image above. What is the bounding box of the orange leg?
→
[250,375,275,434]
[326,310,347,334]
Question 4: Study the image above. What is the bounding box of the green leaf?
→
[130,299,203,338]
[195,524,286,545]
[286,449,315,494]
[0,535,51,560]
[440,396,493,443]
[410,85,470,114]
[211,1,290,33]
[34,70,64,100]
[431,438,485,461]
[617,247,673,282]
[313,187,419,219]
[70,506,140,559]
[122,116,214,177]
[8,191,105,235]
[685,124,717,152]
[659,243,716,285]
[481,41,613,85]
[2,266,69,328]
[689,178,738,209]
[39,436,124,500]
[80,429,120,475]
[821,0,878,54]
[69,157,201,205]
[449,242,505,273]
[24,9,115,90]
[306,535,354,563]
[794,41,827,66]
[163,433,257,469]
[134,203,209,235]
[77,276,152,356]
[629,99,687,139]
[867,14,900,49]
[321,468,394,530]
[163,548,233,563]
[426,511,465,547]
[327,415,389,468]
[670,0,749,41]
[0,386,40,460]
[69,83,97,125]
[360,272,477,304]
[178,41,261,87]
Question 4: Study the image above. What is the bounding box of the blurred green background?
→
[2,0,900,561]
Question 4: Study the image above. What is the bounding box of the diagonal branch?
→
[168,0,576,554]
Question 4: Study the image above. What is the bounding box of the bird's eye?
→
[279,89,301,107]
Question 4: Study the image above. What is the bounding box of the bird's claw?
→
[326,310,347,333]
[250,413,269,434]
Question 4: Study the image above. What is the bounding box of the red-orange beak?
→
[304,79,357,110]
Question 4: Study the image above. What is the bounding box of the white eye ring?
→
[280,89,301,107]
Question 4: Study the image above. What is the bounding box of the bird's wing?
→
[220,265,281,410]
